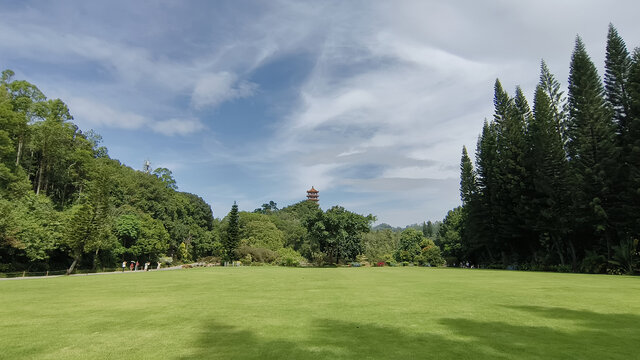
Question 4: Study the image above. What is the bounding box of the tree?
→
[153,167,177,190]
[223,202,240,261]
[604,24,631,137]
[473,120,499,262]
[529,73,573,265]
[239,213,285,251]
[394,228,424,263]
[362,229,399,263]
[437,207,466,264]
[63,160,115,274]
[566,36,618,261]
[306,206,375,264]
[626,48,640,239]
[459,146,476,206]
[254,201,278,214]
[493,82,532,262]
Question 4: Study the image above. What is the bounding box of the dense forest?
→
[446,25,640,274]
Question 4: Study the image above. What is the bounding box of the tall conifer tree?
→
[566,36,618,259]
[474,120,499,262]
[529,72,573,265]
[493,80,530,262]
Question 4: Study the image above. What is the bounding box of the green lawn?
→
[1,267,639,359]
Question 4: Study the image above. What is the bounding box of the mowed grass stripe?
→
[1,267,638,359]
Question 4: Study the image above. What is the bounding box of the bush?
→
[311,251,326,267]
[350,262,361,267]
[580,251,607,274]
[555,264,572,273]
[159,256,173,266]
[277,247,305,267]
[235,246,278,264]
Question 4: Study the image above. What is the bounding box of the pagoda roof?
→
[307,186,319,193]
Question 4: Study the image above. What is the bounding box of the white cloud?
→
[191,72,257,109]
[151,118,206,136]
[66,97,149,130]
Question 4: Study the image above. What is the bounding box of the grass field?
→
[1,267,639,359]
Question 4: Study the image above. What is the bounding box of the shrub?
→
[311,251,326,267]
[350,262,361,267]
[580,251,607,274]
[277,247,305,267]
[241,254,253,266]
[159,256,173,266]
[235,246,278,264]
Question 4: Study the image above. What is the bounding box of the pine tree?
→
[539,60,568,139]
[529,75,573,265]
[492,80,531,263]
[474,120,499,262]
[626,49,640,239]
[224,202,240,262]
[604,24,631,136]
[459,146,476,206]
[566,36,618,259]
[604,25,636,244]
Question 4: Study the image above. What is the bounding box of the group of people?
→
[121,260,162,272]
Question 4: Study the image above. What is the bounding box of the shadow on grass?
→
[185,307,640,359]
[183,318,476,360]
[437,305,640,359]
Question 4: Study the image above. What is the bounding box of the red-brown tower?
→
[306,186,319,202]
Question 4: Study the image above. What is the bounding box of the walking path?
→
[0,265,187,281]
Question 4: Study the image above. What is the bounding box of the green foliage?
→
[276,247,305,267]
[608,238,639,274]
[394,228,423,263]
[235,245,278,264]
[178,242,191,262]
[419,238,445,266]
[222,202,240,261]
[362,229,398,263]
[152,167,177,190]
[305,206,375,264]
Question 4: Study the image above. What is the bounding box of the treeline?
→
[450,25,639,274]
[0,70,218,273]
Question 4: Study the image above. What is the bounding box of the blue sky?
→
[1,1,640,225]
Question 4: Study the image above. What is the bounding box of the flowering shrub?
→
[376,262,385,267]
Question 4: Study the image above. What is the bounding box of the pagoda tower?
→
[306,186,319,202]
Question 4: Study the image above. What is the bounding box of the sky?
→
[1,0,640,226]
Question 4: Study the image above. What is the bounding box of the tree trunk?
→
[66,255,80,275]
[92,248,100,271]
[553,236,565,265]
[567,240,577,271]
[15,138,23,166]
[36,159,45,195]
